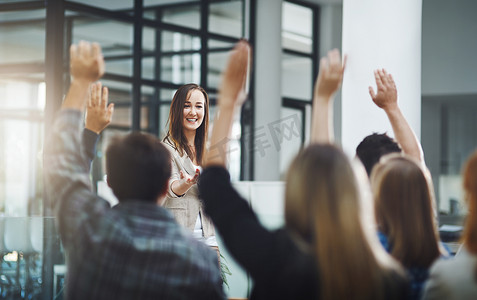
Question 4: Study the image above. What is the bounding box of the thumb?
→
[108,103,115,116]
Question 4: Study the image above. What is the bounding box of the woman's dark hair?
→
[163,83,209,165]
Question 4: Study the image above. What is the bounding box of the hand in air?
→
[85,82,114,134]
[369,69,398,111]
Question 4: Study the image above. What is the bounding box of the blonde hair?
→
[285,144,400,300]
[462,150,477,280]
[371,154,441,268]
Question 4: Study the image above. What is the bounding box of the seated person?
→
[44,41,224,300]
[355,70,422,176]
[198,44,409,300]
[422,150,477,300]
[363,69,447,299]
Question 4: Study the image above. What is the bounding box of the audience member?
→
[44,41,224,300]
[356,69,423,176]
[422,150,477,300]
[199,45,409,300]
[363,69,446,299]
[371,154,445,300]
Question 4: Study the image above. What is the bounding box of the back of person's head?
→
[285,144,400,300]
[463,150,477,258]
[164,83,209,165]
[106,133,171,202]
[356,133,401,176]
[371,154,441,268]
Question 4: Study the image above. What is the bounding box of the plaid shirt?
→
[44,110,224,300]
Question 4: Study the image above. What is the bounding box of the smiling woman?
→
[162,83,217,248]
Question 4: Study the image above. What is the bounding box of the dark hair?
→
[106,133,171,202]
[163,83,209,166]
[356,133,401,176]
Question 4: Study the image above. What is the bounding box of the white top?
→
[193,214,217,247]
[191,163,217,247]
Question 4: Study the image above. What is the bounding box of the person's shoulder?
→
[161,138,182,157]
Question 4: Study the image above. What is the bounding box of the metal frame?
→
[281,0,320,145]
[0,0,252,296]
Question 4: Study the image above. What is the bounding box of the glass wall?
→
[0,0,250,298]
[279,1,318,176]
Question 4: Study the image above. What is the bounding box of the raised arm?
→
[310,49,346,144]
[63,41,105,111]
[369,69,423,162]
[44,41,107,243]
[83,82,115,166]
[203,40,250,167]
[85,82,114,134]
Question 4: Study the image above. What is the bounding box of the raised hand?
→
[369,69,398,111]
[314,49,346,99]
[204,40,251,167]
[218,40,251,109]
[63,41,105,111]
[311,49,346,143]
[368,69,424,162]
[70,41,104,83]
[85,82,114,134]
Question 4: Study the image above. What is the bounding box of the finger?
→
[388,73,397,89]
[92,42,102,60]
[79,41,90,60]
[87,84,93,107]
[93,82,101,106]
[90,82,96,106]
[374,70,383,89]
[70,44,77,60]
[193,168,200,180]
[328,49,340,72]
[107,103,115,119]
[381,69,391,86]
[95,82,102,107]
[342,54,348,71]
[102,86,109,109]
[180,170,185,179]
[319,56,329,73]
[369,86,376,99]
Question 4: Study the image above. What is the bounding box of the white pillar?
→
[253,0,282,180]
[341,0,422,156]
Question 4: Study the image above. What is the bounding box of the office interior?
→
[0,0,475,298]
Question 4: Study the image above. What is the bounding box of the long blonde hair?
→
[462,150,477,280]
[371,154,441,268]
[285,144,399,300]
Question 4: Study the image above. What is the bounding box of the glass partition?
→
[0,10,46,64]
